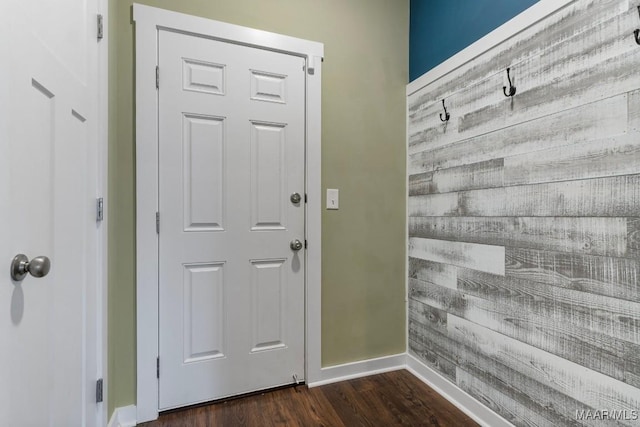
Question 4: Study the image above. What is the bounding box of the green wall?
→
[108,0,408,414]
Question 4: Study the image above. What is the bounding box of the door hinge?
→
[156,212,160,234]
[96,378,103,403]
[157,357,160,378]
[97,14,104,41]
[156,66,159,89]
[96,197,104,222]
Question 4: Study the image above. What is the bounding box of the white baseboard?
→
[307,353,406,388]
[106,355,510,427]
[107,405,137,427]
[406,354,513,427]
[310,353,511,427]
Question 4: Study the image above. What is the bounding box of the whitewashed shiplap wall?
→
[407,0,640,426]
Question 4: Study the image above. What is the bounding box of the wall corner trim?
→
[107,405,137,427]
[406,0,574,95]
[406,355,514,427]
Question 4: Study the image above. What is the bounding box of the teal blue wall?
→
[410,0,539,81]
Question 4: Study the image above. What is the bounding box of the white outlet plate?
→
[326,189,339,210]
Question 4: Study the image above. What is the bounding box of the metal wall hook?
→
[503,67,517,97]
[439,99,450,122]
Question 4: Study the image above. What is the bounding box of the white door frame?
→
[133,4,323,422]
[96,1,109,426]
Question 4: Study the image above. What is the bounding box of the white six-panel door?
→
[158,29,306,409]
[0,0,100,426]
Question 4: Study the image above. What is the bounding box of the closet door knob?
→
[10,254,51,281]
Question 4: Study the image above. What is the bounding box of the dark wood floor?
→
[140,369,478,426]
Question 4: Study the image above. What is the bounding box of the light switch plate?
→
[326,189,339,210]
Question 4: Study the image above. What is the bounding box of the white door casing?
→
[0,0,104,426]
[158,30,306,409]
[134,4,323,422]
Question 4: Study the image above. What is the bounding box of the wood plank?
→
[281,386,339,427]
[408,299,447,334]
[409,315,615,427]
[407,98,454,153]
[408,95,627,175]
[408,73,503,152]
[630,89,640,132]
[318,381,378,427]
[408,338,457,383]
[408,237,505,275]
[410,134,640,194]
[458,31,640,140]
[411,274,640,365]
[144,371,479,427]
[408,194,454,217]
[456,268,640,345]
[409,175,640,217]
[261,389,301,427]
[456,367,623,427]
[409,9,638,153]
[455,368,620,427]
[505,247,640,303]
[458,175,640,217]
[409,216,628,257]
[408,158,504,196]
[503,134,640,186]
[408,192,459,216]
[408,313,459,384]
[409,276,640,387]
[409,278,469,316]
[628,218,640,254]
[408,0,628,110]
[412,51,638,158]
[408,257,457,289]
[363,373,455,426]
[379,369,474,424]
[448,315,640,425]
[456,368,566,427]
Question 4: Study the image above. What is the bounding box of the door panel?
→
[250,259,287,352]
[183,263,226,362]
[183,114,226,231]
[250,70,287,103]
[183,59,226,95]
[251,121,288,230]
[158,30,305,410]
[0,1,99,426]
